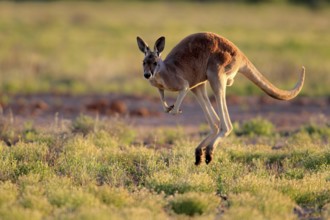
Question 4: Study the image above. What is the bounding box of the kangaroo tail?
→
[239,57,305,100]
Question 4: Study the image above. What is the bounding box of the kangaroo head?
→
[136,36,165,79]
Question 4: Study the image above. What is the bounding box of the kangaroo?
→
[136,32,305,165]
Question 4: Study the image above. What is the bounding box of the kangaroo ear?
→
[154,36,165,56]
[137,36,150,54]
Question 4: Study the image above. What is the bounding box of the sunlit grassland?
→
[0,2,329,96]
[0,115,329,219]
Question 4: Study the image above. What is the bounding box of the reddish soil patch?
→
[1,93,329,132]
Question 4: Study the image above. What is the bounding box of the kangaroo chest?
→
[149,74,167,90]
[148,70,183,92]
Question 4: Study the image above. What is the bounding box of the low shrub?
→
[71,114,96,136]
[169,192,221,216]
[235,117,275,136]
[147,171,216,195]
[222,190,295,220]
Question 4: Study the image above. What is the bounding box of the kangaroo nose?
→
[144,72,151,79]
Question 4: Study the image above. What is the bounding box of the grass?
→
[0,2,330,96]
[0,2,328,219]
[0,114,329,219]
[234,117,276,136]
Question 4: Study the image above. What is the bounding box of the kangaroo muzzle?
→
[144,72,152,79]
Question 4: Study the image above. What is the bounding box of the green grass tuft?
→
[235,117,275,136]
[169,192,221,216]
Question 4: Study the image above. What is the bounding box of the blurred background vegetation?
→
[0,0,329,96]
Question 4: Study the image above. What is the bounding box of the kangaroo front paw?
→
[168,107,182,115]
[164,105,174,113]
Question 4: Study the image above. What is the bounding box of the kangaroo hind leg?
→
[205,67,234,164]
[191,83,220,165]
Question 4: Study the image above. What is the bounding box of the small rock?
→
[109,100,127,114]
[86,99,108,112]
[33,100,48,110]
[130,107,150,117]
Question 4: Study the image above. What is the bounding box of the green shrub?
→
[54,207,117,220]
[19,193,52,216]
[97,163,131,187]
[97,145,160,187]
[45,177,100,210]
[114,147,159,185]
[278,172,330,207]
[301,123,330,140]
[301,151,330,170]
[0,181,18,207]
[102,119,136,146]
[71,116,136,146]
[236,117,275,136]
[130,188,167,214]
[0,206,42,220]
[0,150,17,181]
[0,142,51,181]
[55,135,102,184]
[145,127,185,146]
[169,192,221,216]
[119,207,168,220]
[227,145,287,175]
[71,115,97,136]
[11,142,48,163]
[284,168,305,180]
[93,186,133,208]
[147,171,217,195]
[222,190,295,220]
[91,130,118,149]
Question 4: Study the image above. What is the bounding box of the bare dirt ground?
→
[1,93,329,133]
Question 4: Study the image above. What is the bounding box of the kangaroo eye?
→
[143,61,146,65]
[153,62,157,66]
